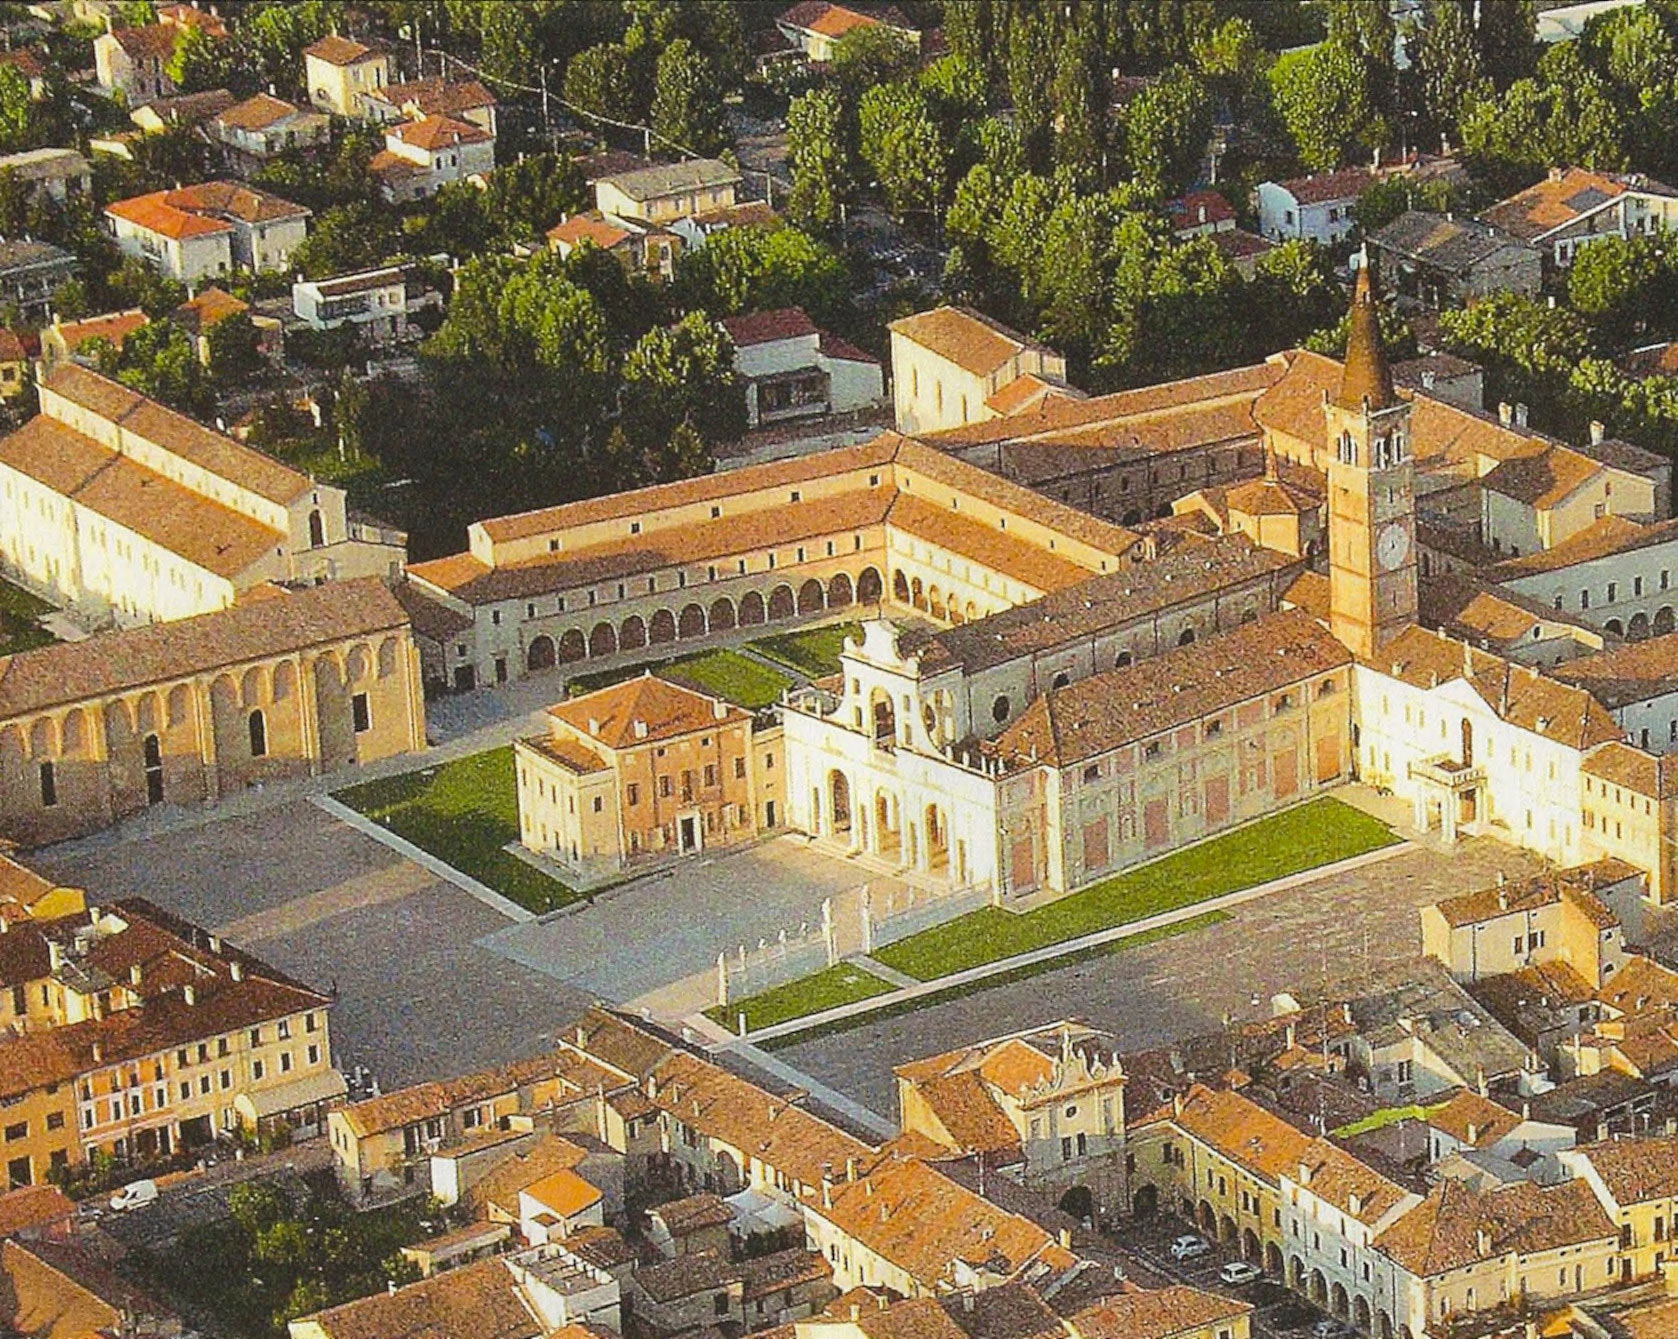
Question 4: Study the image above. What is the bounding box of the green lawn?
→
[748,623,862,678]
[764,911,1230,1050]
[875,798,1396,982]
[568,648,792,710]
[335,747,578,914]
[704,962,896,1033]
[662,648,793,710]
[0,579,54,656]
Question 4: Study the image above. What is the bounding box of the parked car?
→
[1220,1260,1264,1285]
[1171,1233,1212,1260]
[108,1179,158,1212]
[1312,1321,1354,1339]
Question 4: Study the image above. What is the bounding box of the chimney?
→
[1476,1227,1492,1256]
[183,984,196,1006]
[208,935,221,954]
[1597,1120,1610,1142]
[230,960,244,982]
[1590,420,1606,446]
[1374,146,1383,168]
[1514,403,1529,428]
[1421,370,1436,391]
[713,699,727,720]
[633,720,648,739]
[587,717,601,735]
[821,1174,833,1209]
[962,1293,975,1314]
[846,1156,858,1182]
[1522,1101,1530,1121]
[1059,1227,1073,1248]
[1298,1161,1312,1186]
[1498,402,1513,426]
[129,963,141,986]
[1197,203,1207,224]
[91,1040,101,1063]
[1467,1122,1479,1145]
[1498,890,1508,912]
[1173,1092,1185,1117]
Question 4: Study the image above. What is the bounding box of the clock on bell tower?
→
[1326,261,1417,661]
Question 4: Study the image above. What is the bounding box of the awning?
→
[233,1068,348,1121]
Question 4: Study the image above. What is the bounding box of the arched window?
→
[248,710,267,758]
[308,510,325,548]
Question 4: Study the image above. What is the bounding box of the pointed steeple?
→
[1333,258,1396,413]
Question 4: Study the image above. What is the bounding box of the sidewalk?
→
[691,839,1413,1049]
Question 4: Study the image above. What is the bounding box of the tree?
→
[477,0,538,85]
[96,320,210,415]
[480,153,586,242]
[205,312,264,388]
[227,1181,292,1239]
[620,311,743,476]
[1245,239,1345,352]
[1193,15,1268,118]
[859,81,950,225]
[1121,65,1213,196]
[0,64,32,152]
[1414,0,1489,138]
[1004,8,1056,169]
[650,38,729,157]
[830,23,919,106]
[564,43,646,124]
[165,23,231,94]
[1049,17,1104,183]
[235,1,336,91]
[675,223,850,326]
[1269,39,1378,171]
[1325,0,1397,116]
[1568,234,1664,344]
[108,256,185,318]
[786,87,852,234]
[291,202,403,279]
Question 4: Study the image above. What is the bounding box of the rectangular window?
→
[733,757,746,780]
[351,692,371,734]
[38,762,54,808]
[627,783,639,806]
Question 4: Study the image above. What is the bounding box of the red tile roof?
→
[722,307,819,347]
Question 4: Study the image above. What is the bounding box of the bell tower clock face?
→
[1377,522,1410,572]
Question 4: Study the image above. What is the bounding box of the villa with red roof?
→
[721,307,884,429]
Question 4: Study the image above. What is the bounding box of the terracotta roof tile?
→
[1432,862,1624,930]
[548,674,749,750]
[888,306,1051,378]
[304,34,377,66]
[547,211,635,250]
[389,114,493,150]
[1482,168,1674,242]
[1274,167,1377,206]
[1068,1285,1251,1339]
[212,92,310,132]
[296,1255,537,1339]
[52,309,148,354]
[722,307,819,346]
[1374,1179,1613,1277]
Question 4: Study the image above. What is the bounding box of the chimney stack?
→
[1590,420,1606,446]
[1514,403,1529,428]
[1498,402,1513,426]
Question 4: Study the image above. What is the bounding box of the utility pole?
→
[539,63,551,135]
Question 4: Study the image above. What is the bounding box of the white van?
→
[108,1179,159,1212]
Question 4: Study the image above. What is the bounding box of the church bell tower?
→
[1327,262,1417,660]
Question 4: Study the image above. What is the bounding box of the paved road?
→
[774,835,1547,1117]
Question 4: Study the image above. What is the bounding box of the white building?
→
[209,94,331,174]
[720,308,883,428]
[0,363,404,627]
[887,306,1071,435]
[1254,168,1376,245]
[593,158,742,227]
[106,182,310,281]
[368,114,495,203]
[292,264,440,344]
[1490,517,1678,643]
[1483,167,1678,269]
[301,33,389,119]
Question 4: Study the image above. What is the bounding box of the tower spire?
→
[1334,260,1395,412]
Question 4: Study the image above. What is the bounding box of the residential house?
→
[302,33,389,118]
[893,1022,1129,1214]
[106,181,311,280]
[647,1192,734,1259]
[721,307,884,429]
[0,363,406,627]
[1491,517,1678,643]
[888,306,1070,435]
[1478,442,1665,560]
[1062,1287,1252,1339]
[1420,861,1638,988]
[669,199,779,253]
[209,94,331,175]
[0,1239,181,1338]
[369,114,495,202]
[0,881,344,1185]
[0,239,75,322]
[0,148,91,208]
[292,263,441,344]
[630,1247,835,1333]
[546,210,680,281]
[1422,1087,1578,1183]
[172,285,269,366]
[1370,210,1542,308]
[38,308,148,373]
[1253,168,1376,245]
[775,3,921,62]
[514,674,785,881]
[1166,191,1272,278]
[593,158,742,227]
[0,328,28,400]
[129,87,236,135]
[0,581,426,847]
[94,24,180,105]
[1559,1134,1678,1284]
[366,76,498,137]
[1482,167,1678,269]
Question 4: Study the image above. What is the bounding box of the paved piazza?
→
[35,793,1546,1115]
[774,833,1550,1118]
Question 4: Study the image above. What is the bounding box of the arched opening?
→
[1461,717,1473,767]
[1115,650,1133,669]
[1378,1310,1395,1339]
[710,597,736,632]
[870,688,896,747]
[1198,1201,1216,1234]
[768,585,795,621]
[1122,508,1142,525]
[678,603,706,639]
[874,791,901,859]
[992,694,1010,724]
[1132,1185,1158,1218]
[1630,611,1651,640]
[1242,1228,1259,1262]
[1051,671,1070,690]
[948,603,964,625]
[526,636,556,671]
[797,579,824,615]
[928,587,946,620]
[739,591,766,626]
[911,577,926,611]
[650,609,677,644]
[1331,1281,1348,1318]
[1605,618,1625,636]
[1241,606,1258,624]
[620,615,647,650]
[924,804,949,874]
[247,710,267,758]
[1290,1257,1306,1291]
[715,1150,743,1195]
[892,569,909,603]
[558,629,586,663]
[308,509,324,548]
[828,572,854,607]
[857,567,883,603]
[1178,626,1196,646]
[1057,1186,1094,1225]
[1657,605,1676,636]
[829,770,852,835]
[1309,1270,1326,1305]
[1353,1296,1372,1332]
[1265,1242,1283,1276]
[588,622,616,658]
[1218,1213,1236,1244]
[964,600,976,621]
